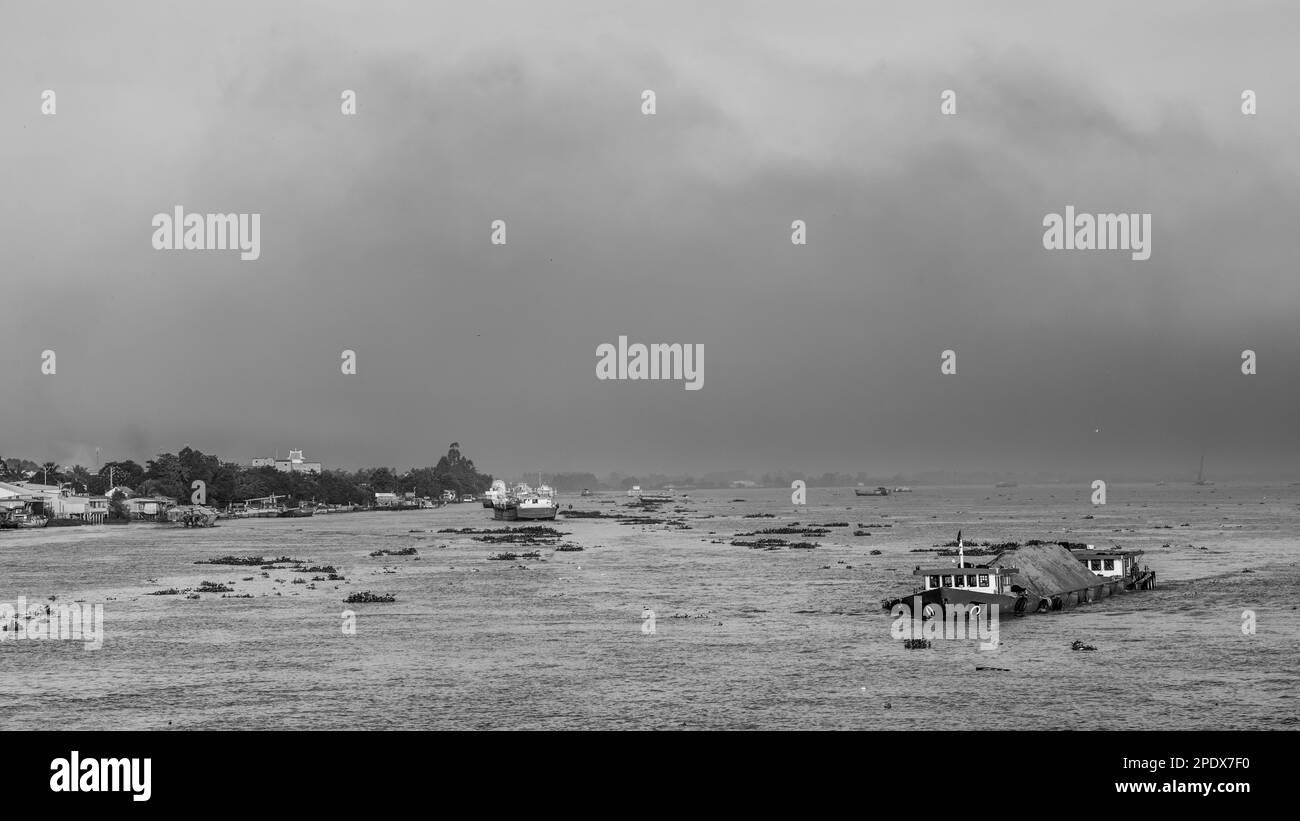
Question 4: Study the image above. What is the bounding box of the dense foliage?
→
[0,443,493,507]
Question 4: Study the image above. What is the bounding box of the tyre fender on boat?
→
[1014,596,1028,613]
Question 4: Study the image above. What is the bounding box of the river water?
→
[1,484,1296,729]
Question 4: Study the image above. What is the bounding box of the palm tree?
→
[40,462,61,486]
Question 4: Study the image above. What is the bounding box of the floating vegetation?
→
[296,565,338,574]
[869,550,882,555]
[196,581,234,593]
[446,526,568,545]
[196,555,304,566]
[731,538,788,549]
[740,527,829,537]
[489,552,518,561]
[344,592,395,604]
[816,522,850,527]
[519,551,542,559]
[787,542,819,550]
[558,510,610,518]
[369,547,418,557]
[742,513,775,518]
[221,594,254,598]
[553,544,585,552]
[903,639,931,650]
[291,578,306,585]
[1071,640,1097,652]
[185,593,201,600]
[146,588,181,596]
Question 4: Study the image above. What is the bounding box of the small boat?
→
[580,489,593,497]
[492,497,519,521]
[892,486,913,493]
[637,491,675,503]
[165,505,220,528]
[0,502,50,529]
[995,481,1018,488]
[627,485,641,498]
[277,505,315,518]
[855,486,891,497]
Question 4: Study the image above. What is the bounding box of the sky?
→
[2,1,1298,480]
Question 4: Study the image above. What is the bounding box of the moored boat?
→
[165,505,220,528]
[483,480,507,509]
[0,501,50,529]
[516,484,559,520]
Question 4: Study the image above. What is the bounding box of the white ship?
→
[515,483,559,520]
[482,479,508,508]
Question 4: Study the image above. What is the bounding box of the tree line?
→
[0,442,493,508]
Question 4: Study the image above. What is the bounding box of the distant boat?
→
[995,481,1018,488]
[580,489,592,496]
[627,485,641,498]
[1194,452,1213,486]
[638,490,675,503]
[277,504,315,518]
[892,486,913,493]
[855,486,891,497]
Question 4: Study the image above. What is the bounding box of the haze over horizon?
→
[4,1,1298,481]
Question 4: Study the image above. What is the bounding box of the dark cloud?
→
[2,3,1296,480]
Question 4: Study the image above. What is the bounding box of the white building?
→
[252,449,322,474]
[0,482,108,523]
[373,492,399,507]
[127,497,176,520]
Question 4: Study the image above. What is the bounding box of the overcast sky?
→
[2,1,1298,480]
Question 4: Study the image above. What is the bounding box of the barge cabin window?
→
[928,575,940,588]
[1104,559,1114,571]
[979,574,990,587]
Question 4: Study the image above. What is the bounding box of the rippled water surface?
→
[1,484,1297,729]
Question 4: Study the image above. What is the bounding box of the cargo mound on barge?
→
[882,533,1155,619]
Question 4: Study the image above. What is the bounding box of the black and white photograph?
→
[1,0,1293,802]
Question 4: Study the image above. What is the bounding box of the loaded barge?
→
[882,534,1155,620]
